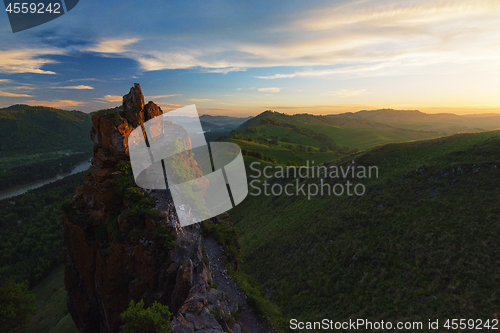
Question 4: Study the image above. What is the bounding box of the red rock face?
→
[63,85,211,333]
[144,101,163,122]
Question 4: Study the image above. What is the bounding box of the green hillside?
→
[0,104,93,156]
[233,110,500,151]
[231,130,500,329]
[335,109,500,132]
[234,139,342,166]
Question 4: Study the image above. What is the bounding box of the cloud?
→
[86,45,215,72]
[0,49,64,74]
[215,101,236,106]
[84,38,140,53]
[254,60,442,80]
[258,87,281,93]
[332,89,367,97]
[0,91,32,97]
[0,80,36,91]
[201,67,245,74]
[1,0,498,114]
[156,103,187,111]
[157,103,185,108]
[256,73,297,79]
[9,84,35,91]
[134,52,212,71]
[189,98,213,102]
[96,95,123,103]
[69,0,500,80]
[25,100,84,108]
[242,0,500,72]
[54,85,94,90]
[297,0,500,32]
[68,78,100,82]
[147,94,180,100]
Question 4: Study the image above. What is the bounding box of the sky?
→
[0,0,499,116]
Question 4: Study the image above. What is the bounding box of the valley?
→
[0,105,93,191]
[231,129,500,329]
[2,1,498,332]
[2,95,499,332]
[0,159,90,200]
[221,109,500,167]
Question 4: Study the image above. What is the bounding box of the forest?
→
[0,152,89,191]
[0,105,93,156]
[0,173,85,286]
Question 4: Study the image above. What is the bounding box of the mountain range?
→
[234,109,500,150]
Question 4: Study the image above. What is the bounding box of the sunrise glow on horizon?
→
[0,0,499,116]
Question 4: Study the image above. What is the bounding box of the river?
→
[0,159,92,201]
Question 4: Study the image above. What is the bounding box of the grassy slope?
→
[231,130,500,329]
[303,125,433,150]
[337,109,500,132]
[234,139,341,165]
[22,264,77,333]
[235,112,433,150]
[236,110,500,150]
[0,105,92,156]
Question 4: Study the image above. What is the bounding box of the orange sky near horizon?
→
[1,1,499,116]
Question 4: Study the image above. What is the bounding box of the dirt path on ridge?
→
[203,238,272,333]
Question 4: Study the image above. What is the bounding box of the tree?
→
[0,278,37,332]
[120,299,172,333]
[319,145,328,152]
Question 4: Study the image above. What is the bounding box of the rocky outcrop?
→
[63,84,243,333]
[122,83,144,117]
[152,192,246,333]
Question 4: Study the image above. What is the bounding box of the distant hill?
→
[161,114,250,142]
[335,109,462,123]
[0,105,251,157]
[0,104,93,156]
[234,109,500,150]
[329,109,500,132]
[197,115,251,142]
[199,115,252,130]
[197,121,221,132]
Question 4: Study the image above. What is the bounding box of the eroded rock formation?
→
[63,84,242,332]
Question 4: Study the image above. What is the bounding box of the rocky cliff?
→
[63,84,247,333]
